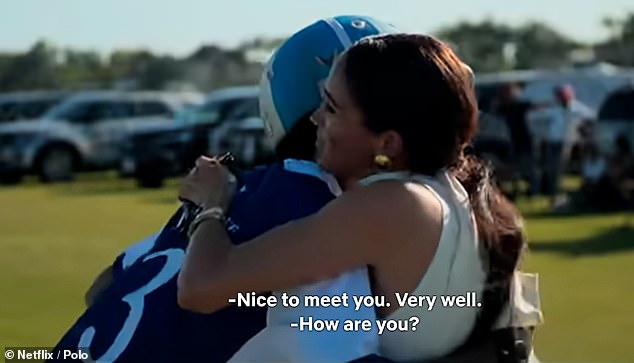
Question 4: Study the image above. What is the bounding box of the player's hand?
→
[179,155,237,211]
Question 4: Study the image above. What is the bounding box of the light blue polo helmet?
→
[259,15,399,145]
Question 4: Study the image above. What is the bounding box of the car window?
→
[217,99,245,120]
[191,96,259,125]
[598,90,634,121]
[135,101,171,117]
[66,101,134,124]
[200,100,222,114]
[192,99,229,124]
[226,97,259,120]
[55,102,93,123]
[0,101,19,121]
[21,99,61,118]
[0,99,59,121]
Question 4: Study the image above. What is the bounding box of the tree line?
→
[0,13,632,93]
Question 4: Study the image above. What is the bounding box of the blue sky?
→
[1,0,632,56]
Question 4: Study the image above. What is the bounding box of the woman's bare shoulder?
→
[323,179,443,237]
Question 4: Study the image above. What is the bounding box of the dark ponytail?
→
[451,150,527,347]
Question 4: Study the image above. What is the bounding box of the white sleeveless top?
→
[359,170,487,362]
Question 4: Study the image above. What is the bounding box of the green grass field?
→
[1,173,633,362]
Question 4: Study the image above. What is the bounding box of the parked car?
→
[595,85,634,156]
[0,90,203,183]
[120,86,272,188]
[0,91,70,123]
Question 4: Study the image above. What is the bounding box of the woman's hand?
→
[179,155,238,211]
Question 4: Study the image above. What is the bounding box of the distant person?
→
[496,83,539,197]
[536,84,595,207]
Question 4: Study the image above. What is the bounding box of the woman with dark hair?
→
[49,16,400,363]
[178,33,537,362]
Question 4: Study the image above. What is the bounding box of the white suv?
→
[0,90,203,183]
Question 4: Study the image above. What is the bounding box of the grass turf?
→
[0,172,632,362]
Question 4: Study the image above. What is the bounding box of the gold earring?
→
[374,154,391,169]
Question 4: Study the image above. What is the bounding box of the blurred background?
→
[0,1,633,362]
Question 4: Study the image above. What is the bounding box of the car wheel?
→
[38,146,75,183]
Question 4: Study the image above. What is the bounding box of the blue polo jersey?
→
[49,160,338,363]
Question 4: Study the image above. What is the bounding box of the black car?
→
[595,85,634,156]
[121,86,273,188]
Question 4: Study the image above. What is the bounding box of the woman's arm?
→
[177,184,387,313]
[176,157,441,314]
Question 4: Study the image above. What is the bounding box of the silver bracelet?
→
[187,207,226,239]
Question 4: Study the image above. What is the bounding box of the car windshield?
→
[43,99,88,120]
[176,97,253,125]
[0,99,61,122]
[225,97,259,120]
[174,100,222,125]
[43,99,134,122]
